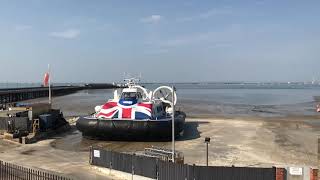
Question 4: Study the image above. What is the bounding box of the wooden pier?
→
[0,84,118,106]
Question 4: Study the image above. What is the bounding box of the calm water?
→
[4,82,320,117]
[149,83,320,117]
[146,83,320,105]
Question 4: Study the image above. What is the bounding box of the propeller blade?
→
[159,90,166,98]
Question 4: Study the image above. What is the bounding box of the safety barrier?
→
[90,147,277,180]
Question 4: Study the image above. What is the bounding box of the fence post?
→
[11,164,14,180]
[89,146,93,165]
[10,164,12,180]
[132,163,134,180]
[4,162,6,180]
[5,162,10,178]
[310,168,318,180]
[8,162,11,180]
[6,162,8,180]
[275,167,286,180]
[193,164,196,180]
[14,164,17,179]
[32,169,34,180]
[231,165,235,180]
[16,165,19,179]
[156,159,159,180]
[109,161,112,175]
[3,162,5,179]
[185,164,188,180]
[30,168,33,180]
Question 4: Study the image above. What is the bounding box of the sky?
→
[0,0,319,83]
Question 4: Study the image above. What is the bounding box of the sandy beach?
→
[0,91,318,179]
[53,117,319,167]
[0,116,318,179]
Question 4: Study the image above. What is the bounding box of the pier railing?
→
[0,160,72,180]
[90,147,279,180]
[0,83,119,106]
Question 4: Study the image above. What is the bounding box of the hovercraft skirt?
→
[76,112,186,141]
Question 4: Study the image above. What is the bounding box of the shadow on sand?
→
[177,121,208,141]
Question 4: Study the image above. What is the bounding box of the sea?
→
[1,82,320,118]
[3,82,319,154]
[145,83,320,118]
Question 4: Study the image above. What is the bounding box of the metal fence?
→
[0,118,8,130]
[90,147,277,180]
[90,148,158,178]
[0,117,30,131]
[0,160,72,180]
[149,161,275,180]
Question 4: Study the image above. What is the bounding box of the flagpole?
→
[48,64,52,105]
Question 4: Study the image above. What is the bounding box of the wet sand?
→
[0,92,318,179]
[0,117,318,179]
[21,89,320,118]
[52,117,318,167]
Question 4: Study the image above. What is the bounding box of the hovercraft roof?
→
[122,88,138,93]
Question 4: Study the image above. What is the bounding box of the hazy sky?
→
[0,0,319,83]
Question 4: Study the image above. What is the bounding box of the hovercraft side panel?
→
[76,111,186,141]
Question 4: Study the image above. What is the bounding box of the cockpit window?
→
[121,92,142,99]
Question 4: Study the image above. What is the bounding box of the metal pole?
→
[206,142,209,166]
[48,64,52,105]
[132,164,134,180]
[172,86,175,163]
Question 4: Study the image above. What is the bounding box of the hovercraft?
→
[76,78,186,140]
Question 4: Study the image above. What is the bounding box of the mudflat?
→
[0,117,317,176]
[0,92,318,179]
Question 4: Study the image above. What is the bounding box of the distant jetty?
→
[84,83,120,89]
[0,83,119,106]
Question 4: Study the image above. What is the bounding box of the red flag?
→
[43,72,49,87]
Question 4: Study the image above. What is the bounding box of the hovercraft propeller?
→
[152,86,177,105]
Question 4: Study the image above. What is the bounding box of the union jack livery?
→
[97,100,153,120]
[76,78,186,140]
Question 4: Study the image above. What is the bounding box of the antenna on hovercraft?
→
[124,78,140,88]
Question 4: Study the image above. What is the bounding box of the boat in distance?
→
[76,78,186,140]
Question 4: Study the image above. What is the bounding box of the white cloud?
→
[140,15,162,24]
[15,25,32,31]
[49,29,80,39]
